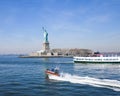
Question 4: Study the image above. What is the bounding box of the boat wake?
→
[49,73,120,92]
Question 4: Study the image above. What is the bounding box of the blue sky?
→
[0,0,120,54]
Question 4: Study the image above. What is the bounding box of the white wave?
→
[49,73,120,91]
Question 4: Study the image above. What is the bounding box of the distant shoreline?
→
[19,55,73,58]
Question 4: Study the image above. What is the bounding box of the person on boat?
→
[46,69,50,71]
[54,67,59,74]
[51,68,55,72]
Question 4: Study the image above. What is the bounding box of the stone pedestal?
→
[43,42,50,52]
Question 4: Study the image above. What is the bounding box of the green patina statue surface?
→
[43,27,48,43]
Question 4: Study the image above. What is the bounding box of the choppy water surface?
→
[0,56,120,96]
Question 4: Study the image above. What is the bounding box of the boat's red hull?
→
[45,70,60,76]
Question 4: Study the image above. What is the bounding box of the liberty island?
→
[19,28,77,58]
[19,28,92,58]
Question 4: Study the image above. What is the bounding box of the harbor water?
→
[0,56,120,96]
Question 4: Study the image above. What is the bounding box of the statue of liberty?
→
[42,27,48,43]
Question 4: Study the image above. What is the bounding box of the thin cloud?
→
[86,15,110,23]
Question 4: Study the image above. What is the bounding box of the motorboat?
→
[45,68,60,79]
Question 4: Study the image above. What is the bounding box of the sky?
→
[0,0,120,54]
